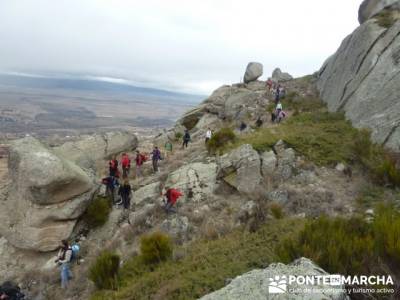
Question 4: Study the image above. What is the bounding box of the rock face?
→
[317,7,400,150]
[165,162,217,203]
[217,144,262,195]
[358,0,400,24]
[178,84,269,132]
[0,137,96,252]
[55,131,138,170]
[272,68,293,82]
[243,62,263,83]
[200,258,349,300]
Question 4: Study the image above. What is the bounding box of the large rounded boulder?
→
[0,137,96,252]
[244,62,263,83]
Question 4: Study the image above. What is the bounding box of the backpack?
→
[140,154,147,162]
[71,244,80,263]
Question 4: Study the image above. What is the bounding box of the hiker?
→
[240,122,247,131]
[275,88,280,103]
[121,153,131,178]
[182,130,191,148]
[279,86,286,99]
[102,176,119,203]
[109,156,119,177]
[135,150,146,178]
[205,128,212,144]
[151,146,162,173]
[276,101,283,117]
[266,78,273,89]
[163,187,183,213]
[118,179,132,209]
[164,140,173,159]
[277,110,287,123]
[55,240,73,289]
[256,116,263,127]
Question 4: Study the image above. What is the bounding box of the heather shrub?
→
[89,251,120,290]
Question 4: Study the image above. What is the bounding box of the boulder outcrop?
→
[178,83,269,131]
[54,131,138,170]
[243,62,263,83]
[317,3,400,150]
[165,162,217,203]
[0,137,96,252]
[200,258,349,300]
[217,144,262,195]
[317,1,400,151]
[272,68,293,82]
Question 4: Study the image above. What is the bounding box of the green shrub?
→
[373,204,400,266]
[84,196,112,228]
[374,156,400,187]
[89,251,120,290]
[277,215,373,275]
[206,128,236,154]
[140,232,173,264]
[375,9,395,28]
[351,129,400,187]
[91,218,304,300]
[270,202,284,219]
[277,205,400,277]
[175,132,183,141]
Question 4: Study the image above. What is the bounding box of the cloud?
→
[0,0,360,94]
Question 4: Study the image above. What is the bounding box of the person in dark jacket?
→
[151,146,162,173]
[182,130,191,148]
[118,179,132,209]
[102,176,119,203]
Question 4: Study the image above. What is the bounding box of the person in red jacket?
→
[121,153,131,178]
[163,187,183,213]
[135,150,146,178]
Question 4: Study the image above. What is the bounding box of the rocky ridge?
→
[317,0,400,150]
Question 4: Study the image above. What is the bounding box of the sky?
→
[0,0,361,95]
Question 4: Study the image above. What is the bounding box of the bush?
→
[84,196,112,228]
[375,9,395,28]
[89,251,120,290]
[91,218,304,300]
[206,128,236,154]
[175,132,183,141]
[374,155,400,187]
[351,129,400,187]
[373,204,400,266]
[140,232,173,264]
[277,205,400,277]
[270,202,284,219]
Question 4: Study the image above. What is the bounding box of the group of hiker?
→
[54,77,291,291]
[102,150,150,209]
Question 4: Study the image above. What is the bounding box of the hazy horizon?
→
[0,0,361,95]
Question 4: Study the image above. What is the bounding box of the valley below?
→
[0,83,200,142]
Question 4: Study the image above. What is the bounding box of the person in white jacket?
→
[205,128,212,144]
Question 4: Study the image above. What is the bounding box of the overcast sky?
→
[0,0,360,95]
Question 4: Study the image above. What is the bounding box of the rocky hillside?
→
[0,1,399,299]
[317,0,400,150]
